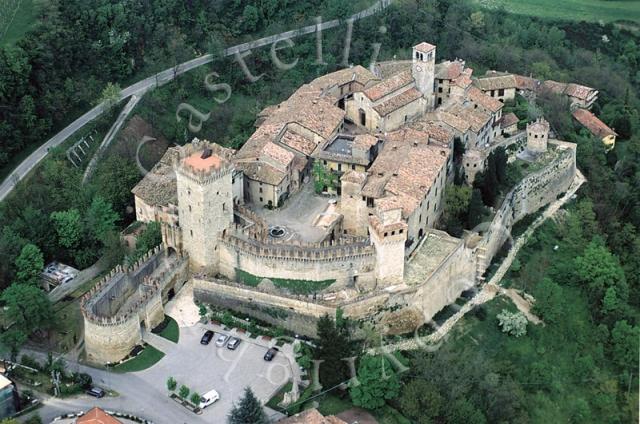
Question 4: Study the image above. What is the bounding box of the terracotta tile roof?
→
[76,407,122,424]
[376,195,405,212]
[363,138,449,217]
[501,112,519,128]
[446,103,492,133]
[572,108,617,138]
[467,86,503,113]
[341,170,367,185]
[310,65,378,89]
[373,60,412,79]
[565,83,597,100]
[414,42,436,53]
[427,110,470,133]
[277,409,347,424]
[353,134,379,149]
[409,118,454,146]
[364,70,414,102]
[280,129,317,156]
[236,160,286,186]
[474,74,517,91]
[131,147,179,207]
[183,151,223,172]
[513,74,539,91]
[373,87,423,116]
[435,60,464,80]
[262,142,294,168]
[452,68,473,89]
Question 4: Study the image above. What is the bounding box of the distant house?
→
[76,407,123,424]
[474,71,518,102]
[0,374,18,420]
[277,408,347,423]
[500,112,520,136]
[572,108,617,150]
[542,80,598,109]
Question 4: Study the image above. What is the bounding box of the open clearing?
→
[472,0,640,23]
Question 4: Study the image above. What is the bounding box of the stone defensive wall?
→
[81,245,189,364]
[477,140,577,273]
[218,226,377,288]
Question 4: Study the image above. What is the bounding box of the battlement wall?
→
[218,228,376,288]
[478,140,576,273]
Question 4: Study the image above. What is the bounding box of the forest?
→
[0,0,638,422]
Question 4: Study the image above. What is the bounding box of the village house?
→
[572,108,617,150]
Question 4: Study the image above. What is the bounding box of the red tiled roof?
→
[501,112,519,128]
[414,42,436,53]
[373,88,423,116]
[364,70,414,102]
[572,108,617,138]
[76,407,122,424]
[467,86,503,113]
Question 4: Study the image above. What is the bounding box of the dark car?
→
[227,337,241,350]
[86,387,105,398]
[264,347,279,361]
[200,330,214,345]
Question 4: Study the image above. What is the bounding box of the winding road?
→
[0,0,391,200]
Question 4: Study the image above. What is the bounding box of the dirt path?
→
[375,169,585,353]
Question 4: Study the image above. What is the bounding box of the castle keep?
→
[83,42,579,364]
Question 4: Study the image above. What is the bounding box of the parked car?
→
[86,387,105,398]
[227,337,241,350]
[264,347,279,361]
[199,389,220,409]
[215,334,229,347]
[200,330,214,345]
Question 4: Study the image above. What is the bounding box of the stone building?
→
[474,71,517,102]
[82,41,582,364]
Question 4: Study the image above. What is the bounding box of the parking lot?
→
[137,322,293,420]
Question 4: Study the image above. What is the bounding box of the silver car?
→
[215,334,229,347]
[227,337,241,350]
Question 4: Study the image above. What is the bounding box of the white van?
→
[199,389,220,409]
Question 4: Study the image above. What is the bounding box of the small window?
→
[188,205,192,212]
[391,231,395,235]
[399,229,404,234]
[352,164,356,170]
[259,188,263,193]
[498,88,505,96]
[190,230,193,236]
[384,232,388,237]
[222,203,226,211]
[259,197,263,202]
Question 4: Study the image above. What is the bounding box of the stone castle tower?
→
[369,199,407,287]
[527,117,550,153]
[412,42,436,110]
[175,140,234,272]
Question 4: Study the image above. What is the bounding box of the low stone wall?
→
[84,314,141,364]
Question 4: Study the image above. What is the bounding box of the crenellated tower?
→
[369,197,408,288]
[174,139,235,273]
[526,117,550,153]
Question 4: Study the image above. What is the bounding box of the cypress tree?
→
[228,387,268,424]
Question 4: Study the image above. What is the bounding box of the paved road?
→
[0,0,392,201]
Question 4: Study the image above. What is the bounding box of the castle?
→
[83,42,579,364]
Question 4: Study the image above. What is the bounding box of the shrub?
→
[190,392,201,406]
[178,385,190,399]
[166,376,177,392]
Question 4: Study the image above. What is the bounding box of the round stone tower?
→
[526,117,550,153]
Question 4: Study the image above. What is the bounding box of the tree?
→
[166,376,177,391]
[241,5,260,32]
[610,320,639,370]
[190,392,201,407]
[532,278,564,324]
[314,314,354,389]
[14,243,44,286]
[178,385,190,400]
[50,209,82,249]
[85,196,118,243]
[574,239,628,308]
[349,354,400,410]
[497,309,527,337]
[494,147,507,185]
[467,189,486,229]
[446,398,487,424]
[0,284,53,358]
[99,82,121,110]
[399,379,443,423]
[228,387,268,424]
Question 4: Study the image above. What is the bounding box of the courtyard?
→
[250,182,340,243]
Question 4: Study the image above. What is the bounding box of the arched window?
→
[359,109,366,126]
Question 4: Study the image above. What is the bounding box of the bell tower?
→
[412,42,436,110]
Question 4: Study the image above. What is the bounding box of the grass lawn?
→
[113,345,164,373]
[1,0,37,46]
[235,268,335,295]
[315,394,353,416]
[470,0,640,24]
[157,317,180,343]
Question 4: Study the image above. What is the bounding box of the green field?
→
[1,0,37,45]
[113,345,164,373]
[471,0,640,23]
